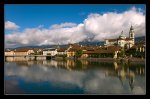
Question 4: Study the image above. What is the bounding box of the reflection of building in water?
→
[106,62,145,91]
[36,60,44,65]
[36,57,46,60]
[5,57,35,61]
[55,60,78,70]
[57,61,65,66]
[27,61,34,65]
[113,62,119,70]
[5,57,14,62]
[135,67,145,75]
[66,60,75,67]
[80,60,88,66]
[42,60,58,67]
[66,60,75,70]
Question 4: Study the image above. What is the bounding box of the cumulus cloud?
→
[50,22,77,29]
[5,21,20,30]
[83,7,145,40]
[5,7,145,48]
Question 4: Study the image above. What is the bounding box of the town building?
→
[5,49,14,56]
[131,44,145,52]
[66,43,81,57]
[43,48,57,56]
[105,25,135,48]
[32,48,43,55]
[13,48,35,55]
[82,46,121,59]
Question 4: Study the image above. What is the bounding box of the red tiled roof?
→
[67,43,82,52]
[83,45,121,54]
[81,46,99,51]
[83,50,114,54]
[107,46,121,51]
[57,48,67,52]
[131,45,137,49]
[14,48,33,52]
[131,44,145,49]
[68,48,78,52]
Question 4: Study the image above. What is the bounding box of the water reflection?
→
[5,57,145,94]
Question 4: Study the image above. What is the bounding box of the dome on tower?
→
[119,31,126,39]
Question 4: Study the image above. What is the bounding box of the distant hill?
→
[10,44,69,49]
[135,36,145,43]
[79,40,104,46]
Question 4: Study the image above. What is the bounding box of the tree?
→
[119,48,125,57]
[75,49,83,58]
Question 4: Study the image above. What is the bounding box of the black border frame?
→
[1,0,149,96]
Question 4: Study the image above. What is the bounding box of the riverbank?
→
[78,58,115,62]
[5,56,145,64]
[126,57,145,64]
[54,57,145,63]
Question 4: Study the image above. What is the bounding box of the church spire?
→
[121,30,123,35]
[130,25,134,30]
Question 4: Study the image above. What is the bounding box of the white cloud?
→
[83,7,145,40]
[50,22,77,29]
[5,21,20,30]
[5,7,145,48]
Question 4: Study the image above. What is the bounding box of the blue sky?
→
[5,4,145,33]
[5,4,145,48]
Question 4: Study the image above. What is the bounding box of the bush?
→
[75,50,83,58]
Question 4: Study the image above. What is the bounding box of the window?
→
[131,33,133,37]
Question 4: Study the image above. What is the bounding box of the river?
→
[4,57,146,95]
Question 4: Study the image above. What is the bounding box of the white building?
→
[105,25,135,48]
[43,48,57,56]
[5,49,14,56]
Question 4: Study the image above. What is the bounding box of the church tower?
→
[129,25,135,39]
[129,25,135,43]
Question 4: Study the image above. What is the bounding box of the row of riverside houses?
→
[4,42,145,59]
[5,48,42,56]
[4,43,121,58]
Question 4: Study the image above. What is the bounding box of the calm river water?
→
[4,57,146,95]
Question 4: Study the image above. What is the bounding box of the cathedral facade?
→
[104,25,135,48]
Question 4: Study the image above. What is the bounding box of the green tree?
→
[119,48,125,57]
[75,49,83,58]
